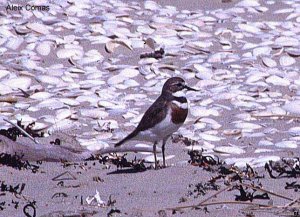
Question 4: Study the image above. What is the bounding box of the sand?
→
[1,0,300,217]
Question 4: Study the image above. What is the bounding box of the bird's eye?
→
[176,83,182,86]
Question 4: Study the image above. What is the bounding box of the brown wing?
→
[134,95,168,132]
[115,95,168,147]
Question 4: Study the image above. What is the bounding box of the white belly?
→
[134,109,182,143]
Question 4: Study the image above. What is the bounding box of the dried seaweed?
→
[172,150,278,215]
[0,181,25,195]
[50,138,61,146]
[0,181,29,212]
[0,153,39,173]
[187,182,220,198]
[111,154,146,171]
[107,208,121,217]
[107,195,116,207]
[265,158,300,178]
[140,48,164,59]
[0,120,43,141]
[84,154,109,164]
[285,182,300,192]
[235,185,270,202]
[0,125,20,141]
[188,150,223,172]
[172,135,198,146]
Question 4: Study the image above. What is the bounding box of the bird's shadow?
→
[107,168,148,175]
[107,165,169,175]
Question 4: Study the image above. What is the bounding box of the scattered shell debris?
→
[1,0,300,168]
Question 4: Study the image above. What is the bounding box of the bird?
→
[115,77,197,169]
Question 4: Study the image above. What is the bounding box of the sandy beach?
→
[1,0,300,216]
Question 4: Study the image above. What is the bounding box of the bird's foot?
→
[152,161,168,170]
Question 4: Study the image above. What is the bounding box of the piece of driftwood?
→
[0,135,160,162]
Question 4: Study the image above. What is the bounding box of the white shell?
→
[266,75,290,86]
[258,140,274,146]
[6,37,24,50]
[35,99,65,110]
[105,39,132,53]
[288,127,300,137]
[225,157,254,167]
[235,122,262,130]
[47,119,80,134]
[56,109,72,121]
[119,68,139,78]
[190,106,219,117]
[274,36,299,47]
[279,55,295,67]
[26,22,50,35]
[59,98,80,106]
[274,141,297,149]
[199,133,222,142]
[214,146,245,155]
[282,100,300,114]
[225,156,280,168]
[253,46,271,57]
[36,75,63,85]
[80,109,108,119]
[194,64,213,80]
[3,77,32,90]
[251,156,280,167]
[0,70,10,79]
[31,122,49,131]
[78,138,109,151]
[223,129,242,136]
[0,84,13,95]
[236,0,260,7]
[57,48,83,59]
[107,75,126,85]
[144,1,160,10]
[36,42,51,56]
[30,92,52,100]
[262,57,277,67]
[238,23,261,34]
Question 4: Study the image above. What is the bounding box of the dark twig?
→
[166,185,231,211]
[201,201,270,207]
[284,197,300,208]
[198,185,231,205]
[251,114,300,119]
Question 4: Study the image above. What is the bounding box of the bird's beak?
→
[184,85,198,91]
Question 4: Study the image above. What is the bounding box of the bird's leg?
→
[153,142,158,169]
[162,139,167,168]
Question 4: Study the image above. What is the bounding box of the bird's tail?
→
[114,131,137,147]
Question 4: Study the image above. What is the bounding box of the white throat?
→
[172,90,186,97]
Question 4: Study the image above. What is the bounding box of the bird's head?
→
[162,77,198,97]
